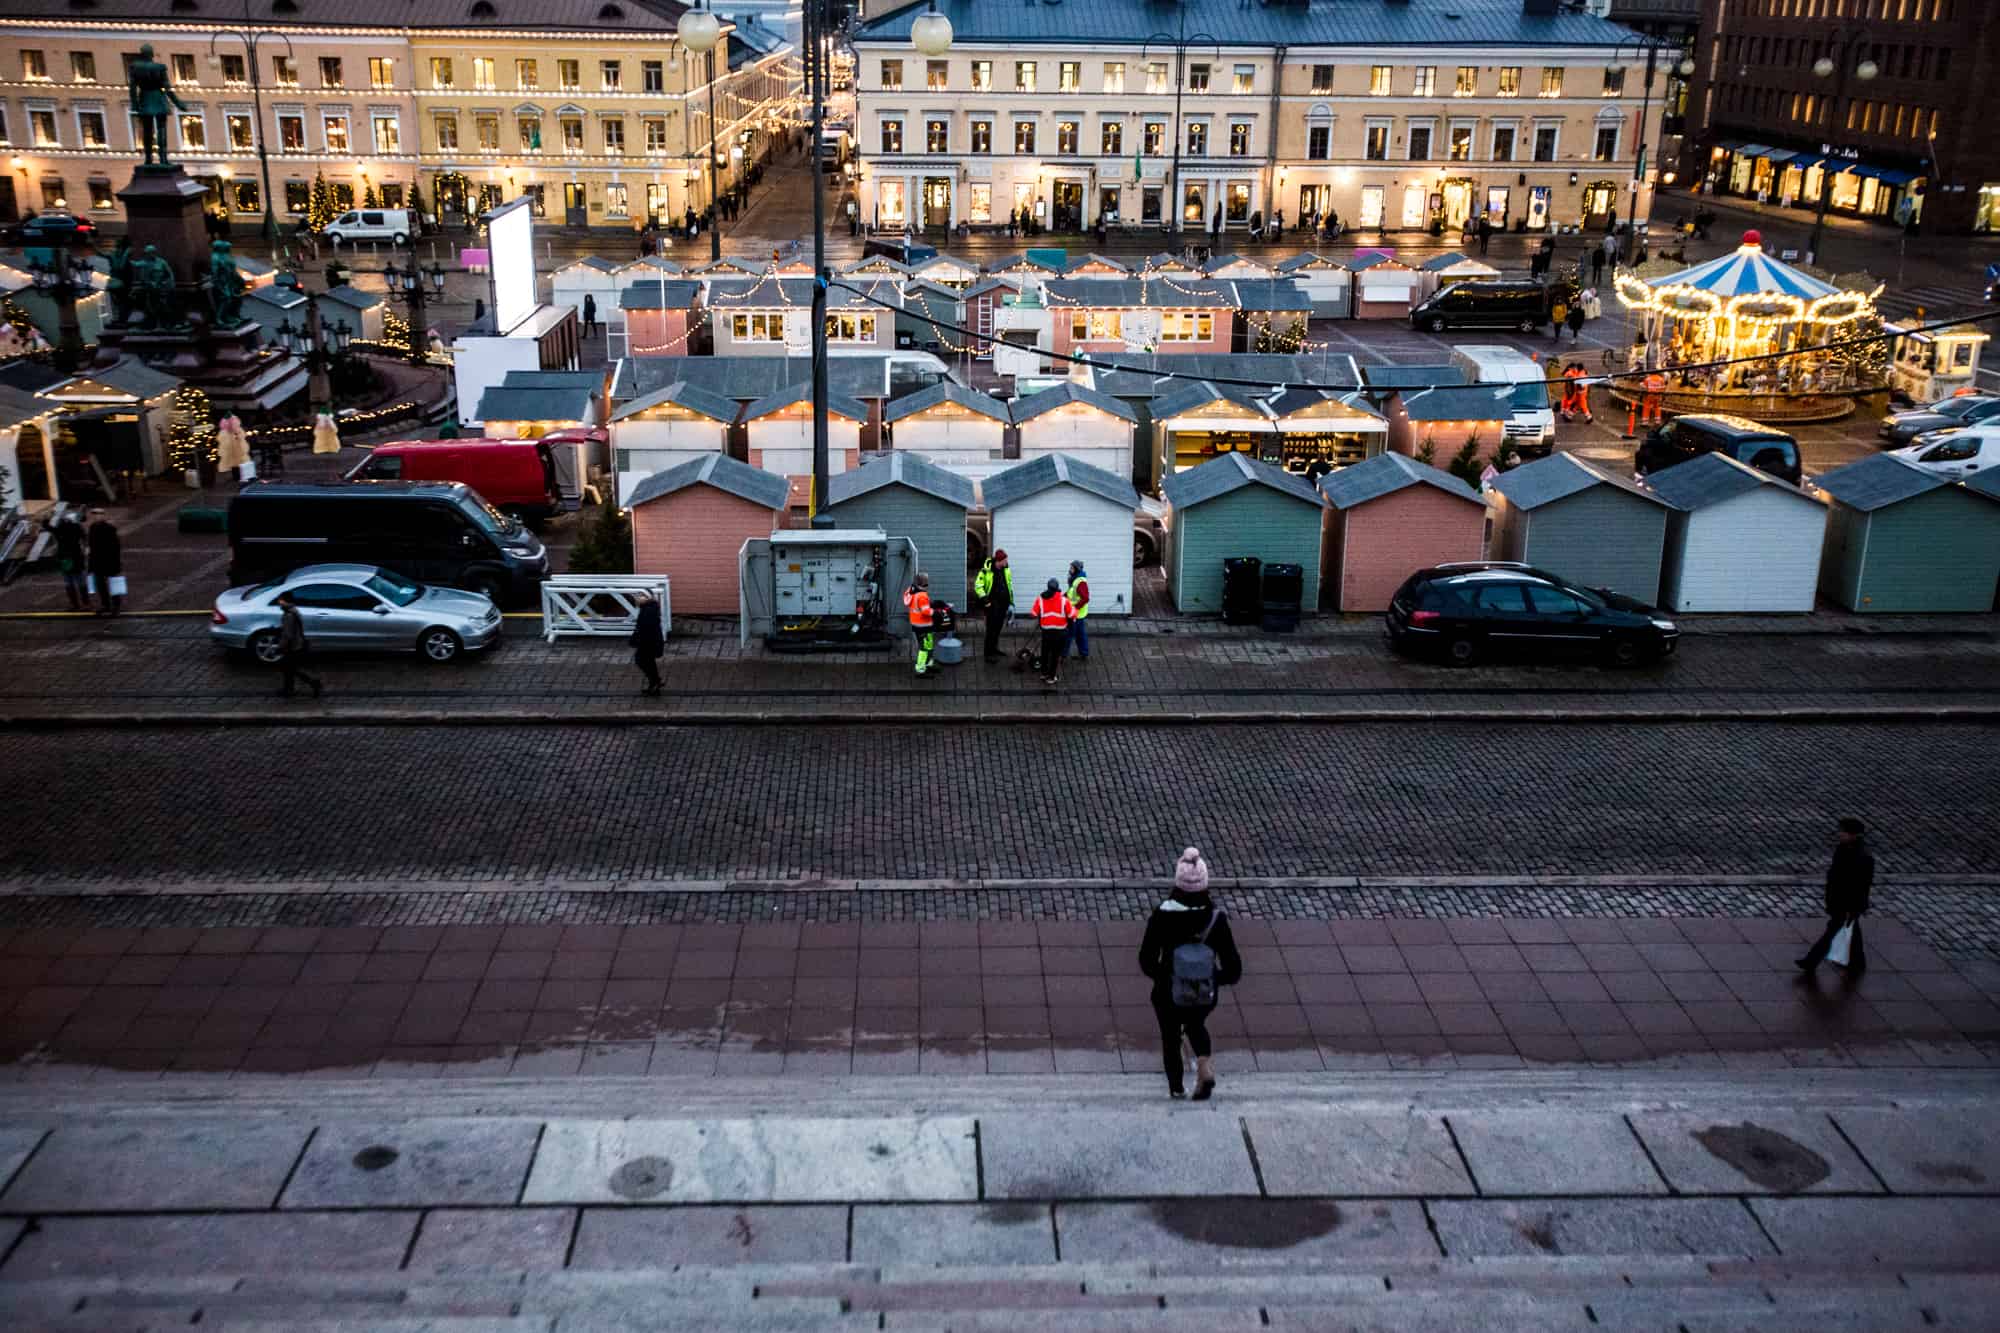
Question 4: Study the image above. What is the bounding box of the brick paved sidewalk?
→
[5,913,1994,1083]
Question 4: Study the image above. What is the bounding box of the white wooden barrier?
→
[539,574,670,643]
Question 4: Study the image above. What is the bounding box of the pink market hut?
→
[1612,231,1883,423]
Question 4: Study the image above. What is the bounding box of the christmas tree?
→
[382,310,412,354]
[165,385,218,475]
[362,182,379,209]
[307,172,336,233]
[407,181,430,229]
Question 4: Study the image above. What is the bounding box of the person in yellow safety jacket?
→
[1062,559,1091,664]
[972,548,1014,664]
[903,571,935,676]
[1641,369,1666,425]
[1030,577,1073,685]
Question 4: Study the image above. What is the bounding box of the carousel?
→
[1613,230,1884,422]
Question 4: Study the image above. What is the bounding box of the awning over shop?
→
[1761,148,1800,163]
[1850,164,1917,186]
[1737,144,1774,157]
[1715,140,1746,152]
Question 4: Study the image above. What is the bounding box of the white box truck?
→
[1449,345,1558,457]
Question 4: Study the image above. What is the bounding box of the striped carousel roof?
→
[1645,232,1838,301]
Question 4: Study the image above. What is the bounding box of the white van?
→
[324,208,415,247]
[1448,344,1557,457]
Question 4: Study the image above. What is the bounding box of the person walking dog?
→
[1799,817,1874,977]
[630,590,665,696]
[274,591,323,699]
[1138,848,1242,1100]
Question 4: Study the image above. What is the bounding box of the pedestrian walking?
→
[1565,302,1586,342]
[1548,296,1568,342]
[582,293,598,338]
[85,508,124,615]
[1062,560,1090,663]
[972,549,1014,664]
[1477,216,1493,255]
[273,591,322,699]
[1030,577,1071,685]
[904,571,936,677]
[46,509,89,611]
[1798,817,1873,977]
[1138,848,1243,1101]
[630,590,664,695]
[1591,241,1607,287]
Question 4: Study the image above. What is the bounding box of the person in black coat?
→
[46,510,88,611]
[85,509,123,616]
[630,590,665,696]
[1799,817,1874,976]
[1138,848,1243,1100]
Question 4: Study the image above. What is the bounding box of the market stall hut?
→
[610,380,739,506]
[823,451,977,610]
[1274,253,1350,318]
[1417,251,1502,299]
[1348,252,1421,320]
[627,453,791,615]
[1161,452,1324,614]
[884,381,1010,477]
[552,256,620,325]
[618,281,705,358]
[1646,451,1828,613]
[1813,453,2000,612]
[1318,451,1486,612]
[982,452,1141,615]
[741,382,867,509]
[1009,381,1137,479]
[1487,452,1678,605]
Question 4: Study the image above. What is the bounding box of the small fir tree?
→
[362,182,379,209]
[567,503,634,575]
[307,171,336,233]
[1446,432,1484,487]
[165,385,218,474]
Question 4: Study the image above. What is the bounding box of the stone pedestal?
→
[116,167,211,302]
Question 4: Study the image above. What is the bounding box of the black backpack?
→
[1169,909,1221,1008]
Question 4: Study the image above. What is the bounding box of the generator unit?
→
[762,528,907,651]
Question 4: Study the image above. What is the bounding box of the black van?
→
[227,481,550,607]
[1409,281,1552,334]
[1636,414,1802,487]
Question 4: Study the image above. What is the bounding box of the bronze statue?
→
[207,239,245,327]
[106,237,135,324]
[127,43,188,169]
[132,245,181,329]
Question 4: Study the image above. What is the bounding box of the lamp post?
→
[385,253,447,365]
[1143,6,1219,240]
[209,0,292,247]
[1806,29,1879,268]
[678,0,725,261]
[274,272,337,410]
[28,234,91,372]
[1610,38,1694,242]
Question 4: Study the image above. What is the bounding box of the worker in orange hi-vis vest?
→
[1641,369,1667,425]
[1030,577,1073,686]
[903,571,935,676]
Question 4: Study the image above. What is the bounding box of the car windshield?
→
[456,493,521,537]
[1935,398,1987,420]
[364,570,423,606]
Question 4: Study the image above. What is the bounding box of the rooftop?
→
[1318,451,1484,510]
[626,451,789,511]
[1163,451,1323,511]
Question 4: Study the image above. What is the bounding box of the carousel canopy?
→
[1644,232,1838,301]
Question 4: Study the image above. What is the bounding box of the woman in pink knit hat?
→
[1137,847,1243,1100]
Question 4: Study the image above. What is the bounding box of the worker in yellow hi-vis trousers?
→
[903,572,935,676]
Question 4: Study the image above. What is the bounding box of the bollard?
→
[1623,403,1637,440]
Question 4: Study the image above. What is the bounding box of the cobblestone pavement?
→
[3,722,1996,885]
[1,613,1995,721]
[2,912,1995,1081]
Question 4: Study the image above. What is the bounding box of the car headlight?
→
[1650,618,1677,632]
[503,544,537,558]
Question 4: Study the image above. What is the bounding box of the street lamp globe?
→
[911,1,953,56]
[677,3,721,54]
[1677,58,1695,76]
[1855,59,1879,81]
[1813,55,1835,78]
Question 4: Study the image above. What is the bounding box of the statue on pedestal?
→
[128,44,188,169]
[106,237,135,324]
[132,244,182,329]
[207,239,245,327]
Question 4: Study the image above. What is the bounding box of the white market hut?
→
[1645,451,1828,613]
[1202,254,1276,281]
[552,256,621,324]
[982,452,1141,616]
[1349,252,1421,319]
[609,379,740,505]
[1009,382,1137,478]
[909,253,982,288]
[1418,251,1503,299]
[1275,253,1350,319]
[741,382,867,509]
[884,381,1010,476]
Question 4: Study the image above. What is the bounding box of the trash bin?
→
[1222,557,1262,626]
[1260,562,1304,633]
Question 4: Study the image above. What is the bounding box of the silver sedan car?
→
[210,564,503,665]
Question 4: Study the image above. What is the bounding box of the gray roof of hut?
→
[1318,451,1483,509]
[981,452,1141,512]
[1007,381,1138,425]
[740,381,870,423]
[882,380,1010,424]
[609,380,740,424]
[825,450,976,509]
[1811,452,1956,511]
[611,355,890,403]
[1490,451,1672,510]
[1643,450,1816,509]
[1163,451,1323,509]
[1230,279,1314,312]
[618,281,703,310]
[626,452,789,511]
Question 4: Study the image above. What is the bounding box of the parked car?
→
[323,207,415,247]
[1892,426,2000,479]
[1877,393,2000,446]
[1386,561,1679,668]
[1408,281,1551,334]
[210,564,502,665]
[226,480,549,607]
[1635,414,1801,487]
[347,439,567,526]
[2,211,96,245]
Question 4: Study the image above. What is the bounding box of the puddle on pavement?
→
[608,1155,675,1199]
[1147,1199,1344,1250]
[1691,1122,1831,1193]
[351,1145,399,1171]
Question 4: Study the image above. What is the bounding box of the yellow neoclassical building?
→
[852,0,1669,236]
[0,0,799,233]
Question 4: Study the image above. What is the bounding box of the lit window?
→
[226,112,252,149]
[1146,62,1168,94]
[279,113,305,150]
[562,117,583,151]
[172,53,197,84]
[476,116,500,150]
[1187,122,1206,154]
[319,57,343,88]
[1229,122,1250,156]
[599,61,621,90]
[1539,66,1563,97]
[70,52,95,82]
[273,55,297,87]
[1369,66,1391,95]
[927,60,948,90]
[880,118,902,153]
[1233,64,1253,94]
[1059,61,1079,91]
[1449,125,1472,160]
[519,116,542,152]
[1310,64,1333,94]
[435,115,459,149]
[605,182,628,218]
[1104,62,1125,93]
[1057,120,1077,154]
[558,59,580,91]
[516,59,538,90]
[1456,66,1477,96]
[825,313,876,342]
[373,115,399,154]
[22,50,48,81]
[603,118,624,152]
[322,114,347,152]
[1364,124,1388,160]
[1101,121,1122,154]
[970,120,991,153]
[179,112,206,150]
[1144,121,1164,154]
[1069,311,1121,340]
[970,60,991,91]
[1016,61,1036,92]
[880,59,902,90]
[1498,66,1521,97]
[473,57,496,91]
[1159,312,1213,343]
[1412,66,1435,96]
[430,57,454,89]
[1014,120,1035,153]
[1602,66,1625,97]
[30,110,59,147]
[927,118,948,152]
[731,312,784,341]
[371,58,394,89]
[1188,63,1209,92]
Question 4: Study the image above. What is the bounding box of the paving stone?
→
[2,1212,417,1278]
[850,1203,1057,1266]
[1628,1111,1881,1195]
[1055,1199,1436,1263]
[1828,1107,2000,1193]
[1751,1197,2000,1264]
[0,1121,310,1212]
[522,1117,976,1204]
[281,1119,543,1208]
[980,1112,1258,1199]
[1428,1199,1775,1258]
[569,1205,847,1267]
[1246,1112,1475,1197]
[405,1207,577,1272]
[1446,1111,1667,1195]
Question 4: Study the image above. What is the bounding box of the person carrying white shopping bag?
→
[1798,817,1873,978]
